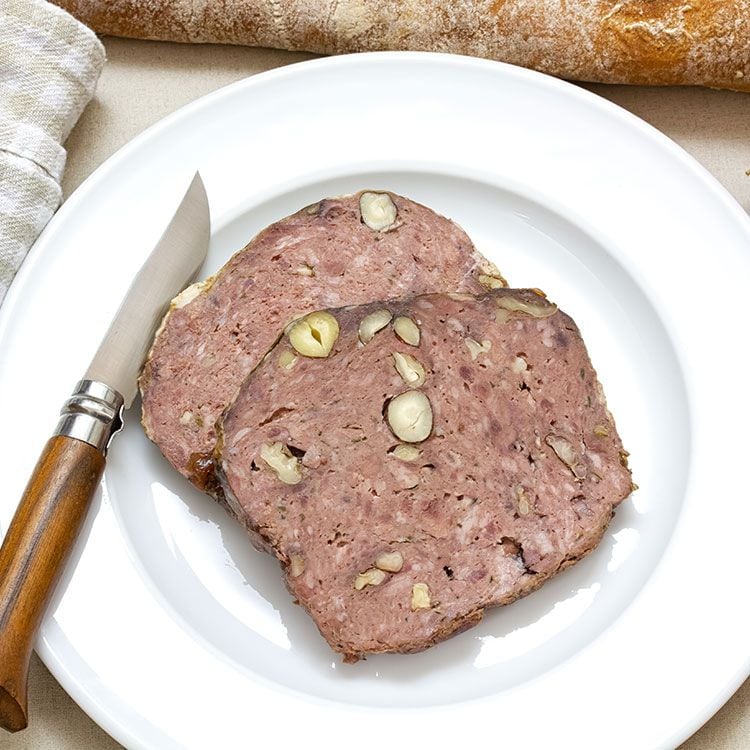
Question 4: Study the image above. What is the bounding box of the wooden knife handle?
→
[0,434,106,732]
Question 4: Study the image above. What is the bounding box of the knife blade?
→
[87,172,210,406]
[0,173,210,733]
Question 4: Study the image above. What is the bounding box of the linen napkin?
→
[0,0,104,305]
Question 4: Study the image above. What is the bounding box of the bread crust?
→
[54,0,750,91]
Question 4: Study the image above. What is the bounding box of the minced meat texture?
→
[140,191,502,492]
[217,290,633,661]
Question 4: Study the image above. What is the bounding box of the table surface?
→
[6,36,749,750]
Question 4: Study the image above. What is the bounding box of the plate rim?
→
[2,51,749,749]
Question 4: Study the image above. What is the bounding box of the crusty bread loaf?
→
[54,0,749,91]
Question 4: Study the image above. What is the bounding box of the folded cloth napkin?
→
[0,0,104,305]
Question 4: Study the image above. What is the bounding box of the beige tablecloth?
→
[5,36,750,750]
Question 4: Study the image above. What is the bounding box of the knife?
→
[0,173,210,733]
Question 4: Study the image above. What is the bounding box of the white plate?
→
[1,53,749,749]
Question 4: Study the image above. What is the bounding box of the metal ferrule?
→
[53,380,125,454]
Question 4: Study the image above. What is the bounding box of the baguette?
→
[55,0,750,91]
